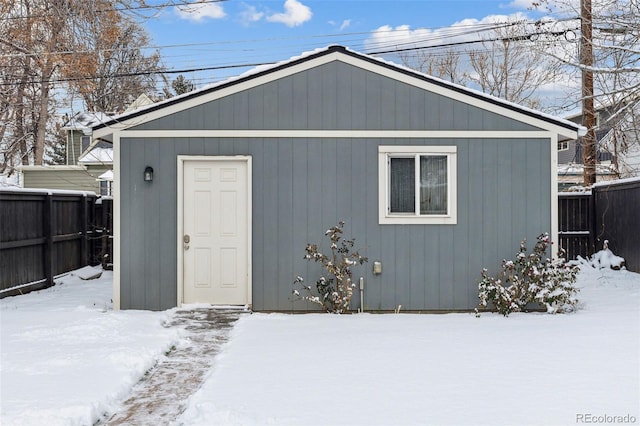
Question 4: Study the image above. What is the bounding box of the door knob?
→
[183,234,190,250]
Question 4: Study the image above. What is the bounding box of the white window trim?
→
[558,140,569,152]
[378,145,457,225]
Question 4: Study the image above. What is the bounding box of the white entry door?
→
[182,158,250,306]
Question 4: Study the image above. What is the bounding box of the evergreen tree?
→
[172,75,196,95]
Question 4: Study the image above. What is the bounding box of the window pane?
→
[81,136,91,152]
[390,157,415,213]
[420,155,447,214]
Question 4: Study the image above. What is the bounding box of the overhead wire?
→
[0,15,580,90]
[0,0,230,21]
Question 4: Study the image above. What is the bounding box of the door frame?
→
[177,155,252,308]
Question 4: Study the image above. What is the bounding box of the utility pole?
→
[581,0,597,186]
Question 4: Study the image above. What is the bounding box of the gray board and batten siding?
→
[131,61,542,133]
[99,46,579,311]
[120,136,551,311]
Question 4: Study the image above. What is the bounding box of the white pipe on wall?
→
[359,277,364,313]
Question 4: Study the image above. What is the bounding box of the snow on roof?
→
[558,162,616,175]
[0,187,96,196]
[63,112,113,131]
[342,46,586,137]
[592,175,640,188]
[78,147,113,164]
[93,46,330,129]
[97,170,113,181]
[123,94,155,114]
[93,45,585,137]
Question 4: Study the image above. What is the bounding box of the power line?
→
[0,0,229,21]
[0,25,579,87]
[0,19,524,59]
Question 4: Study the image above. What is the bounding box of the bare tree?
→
[0,0,213,174]
[61,2,166,114]
[465,27,563,111]
[401,50,466,85]
[0,0,65,170]
[400,23,563,111]
[532,0,640,178]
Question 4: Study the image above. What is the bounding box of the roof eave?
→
[91,45,585,139]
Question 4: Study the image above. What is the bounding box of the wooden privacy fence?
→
[0,189,113,298]
[558,192,593,261]
[558,178,640,272]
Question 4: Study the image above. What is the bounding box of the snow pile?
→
[177,266,639,426]
[577,241,626,270]
[0,270,184,426]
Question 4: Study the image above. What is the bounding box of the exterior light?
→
[144,166,154,182]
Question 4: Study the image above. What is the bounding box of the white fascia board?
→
[18,165,87,171]
[550,133,559,252]
[93,52,344,139]
[176,156,184,307]
[94,49,578,141]
[112,132,121,310]
[117,130,555,139]
[336,55,579,141]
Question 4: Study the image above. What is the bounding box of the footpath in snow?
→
[1,264,639,426]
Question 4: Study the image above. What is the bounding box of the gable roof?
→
[64,111,112,131]
[92,45,585,140]
[78,147,113,165]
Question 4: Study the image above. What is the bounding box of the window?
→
[81,135,91,153]
[99,180,112,196]
[379,146,457,224]
[558,140,569,151]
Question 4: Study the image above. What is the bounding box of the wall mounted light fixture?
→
[144,166,154,182]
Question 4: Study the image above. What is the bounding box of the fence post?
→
[101,200,107,268]
[43,194,55,287]
[589,186,597,252]
[81,194,89,266]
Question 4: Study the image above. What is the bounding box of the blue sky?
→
[144,0,553,88]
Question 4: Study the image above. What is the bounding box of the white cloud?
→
[267,0,312,27]
[239,4,264,25]
[329,19,351,31]
[176,2,226,22]
[364,13,530,52]
[339,19,351,31]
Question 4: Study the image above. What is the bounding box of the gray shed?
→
[92,46,584,311]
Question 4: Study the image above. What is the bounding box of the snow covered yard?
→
[1,265,638,426]
[177,266,640,426]
[0,269,183,426]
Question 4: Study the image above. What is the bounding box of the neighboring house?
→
[599,100,640,179]
[20,98,155,194]
[92,45,584,312]
[558,100,640,189]
[64,111,112,166]
[20,112,113,194]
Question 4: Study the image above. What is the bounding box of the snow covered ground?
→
[1,265,639,426]
[178,264,639,426]
[0,269,183,426]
